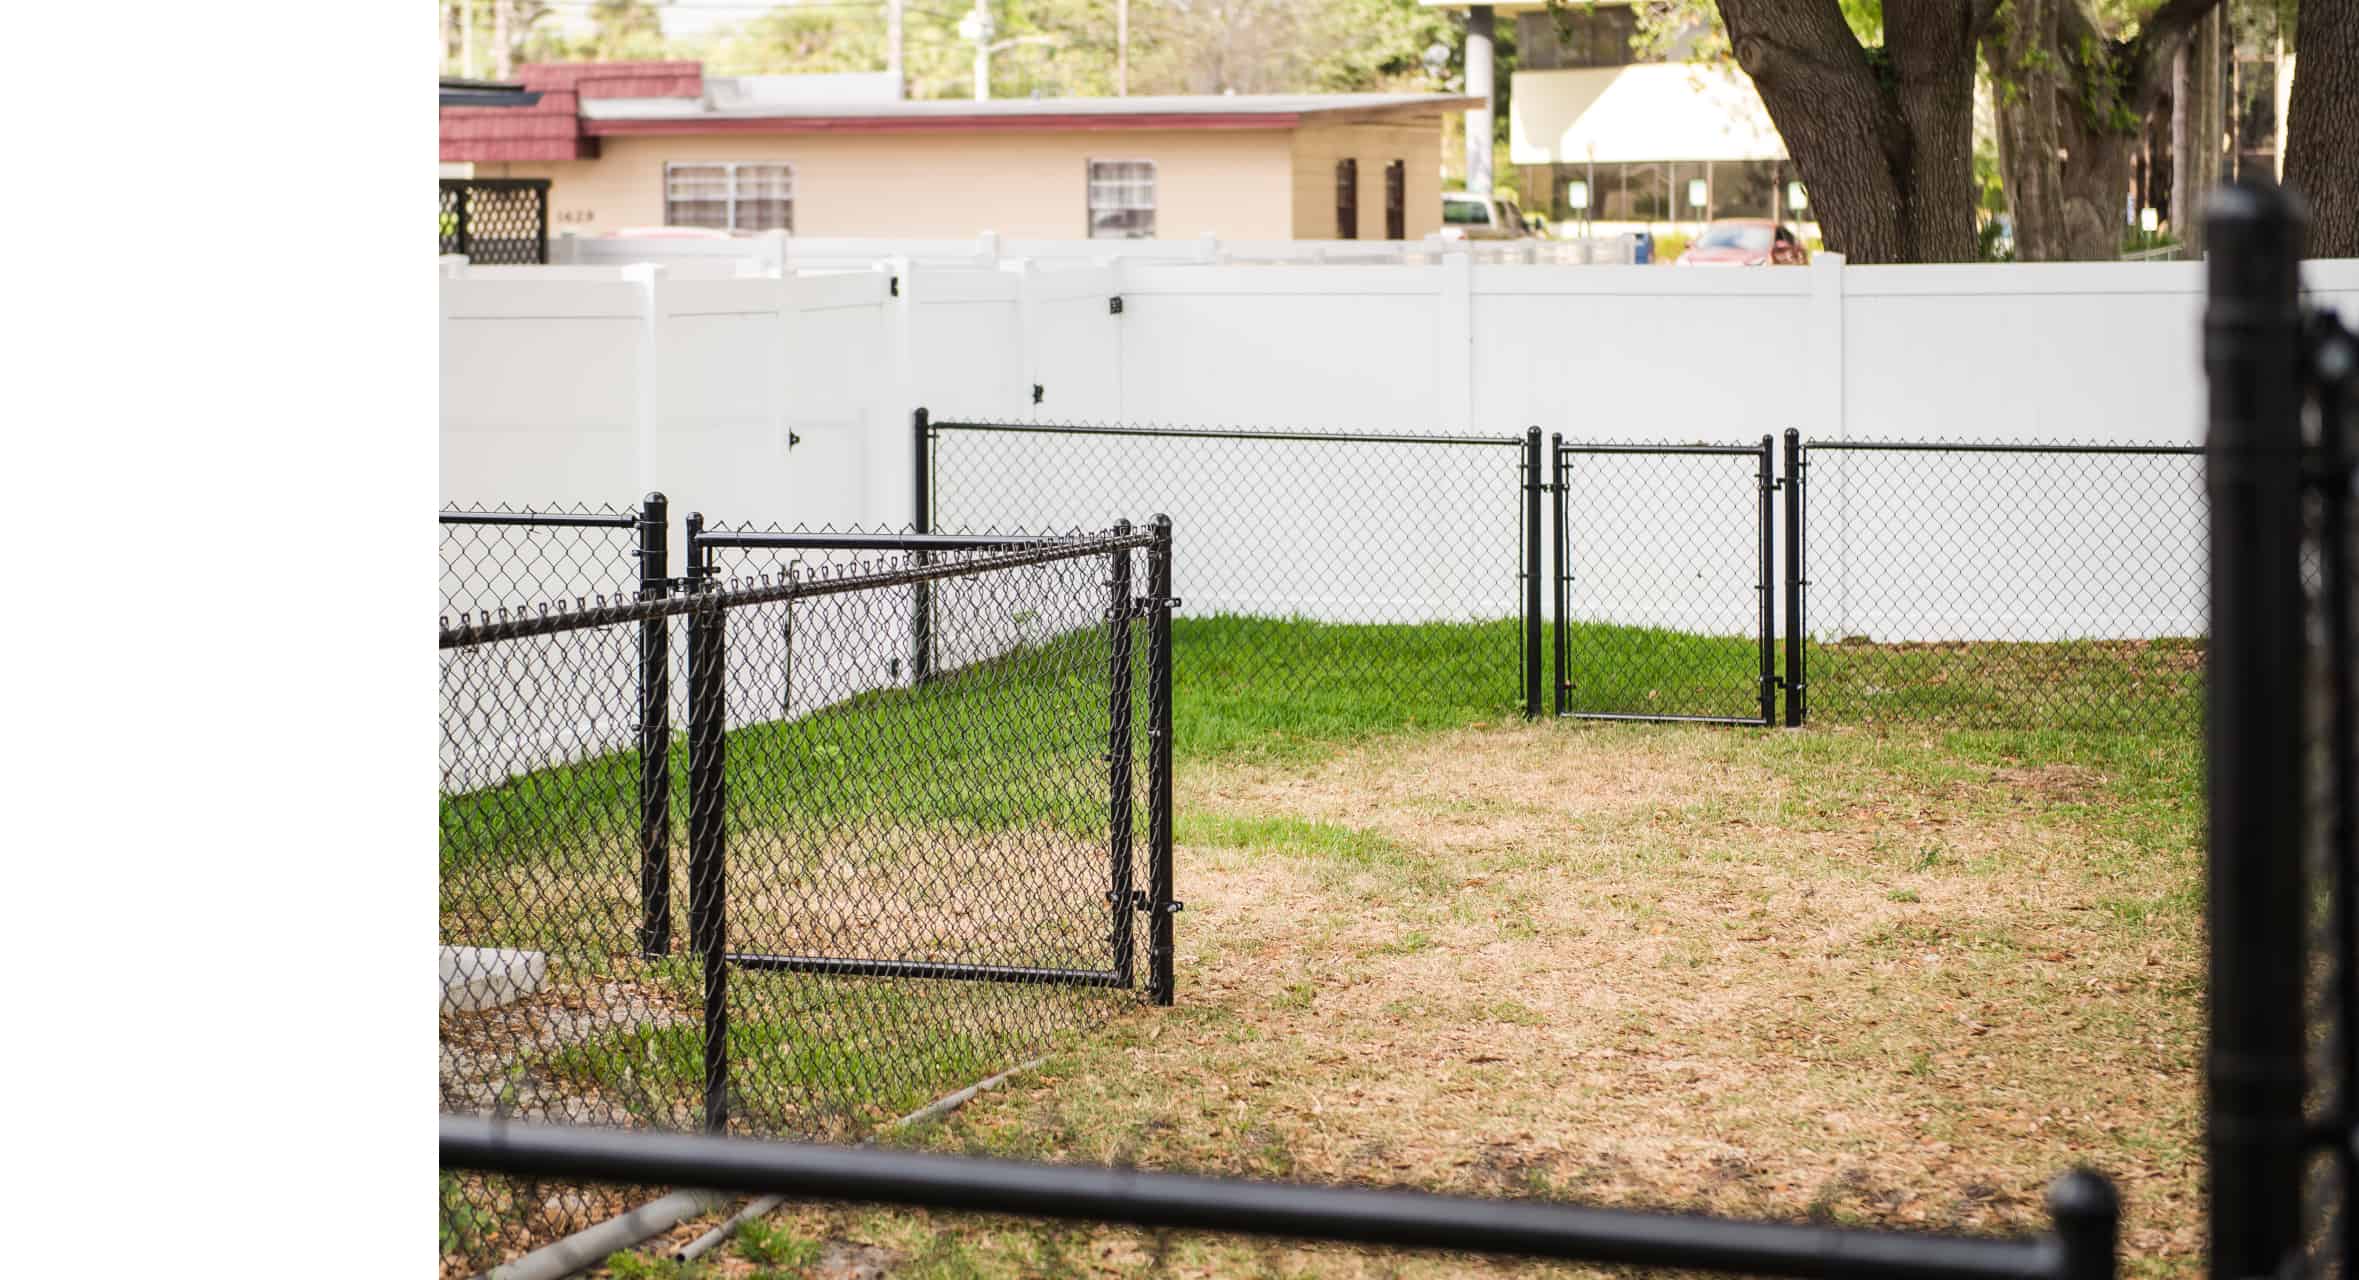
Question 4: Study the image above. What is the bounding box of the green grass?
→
[445,614,2204,897]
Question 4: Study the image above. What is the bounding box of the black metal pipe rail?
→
[1782,429,1807,728]
[440,532,1159,649]
[1144,514,1178,1006]
[724,953,1130,987]
[1806,441,2201,456]
[438,509,641,529]
[693,531,1092,553]
[441,1117,2118,1280]
[1523,427,1545,720]
[930,419,1525,449]
[1555,442,1768,457]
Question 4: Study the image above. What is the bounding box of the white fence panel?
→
[1115,264,1447,431]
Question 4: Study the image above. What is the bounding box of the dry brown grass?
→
[694,719,2204,1278]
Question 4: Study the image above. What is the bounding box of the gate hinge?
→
[1112,890,1184,913]
[1108,295,1125,315]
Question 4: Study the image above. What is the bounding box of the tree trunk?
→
[2172,9,2224,254]
[1716,0,1984,263]
[1989,0,2222,260]
[2286,0,2359,257]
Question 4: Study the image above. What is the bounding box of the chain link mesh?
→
[440,178,550,264]
[930,421,1533,736]
[439,518,1162,1274]
[440,503,642,621]
[1799,443,2207,733]
[1555,443,1771,723]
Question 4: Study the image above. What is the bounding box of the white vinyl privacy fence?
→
[441,249,2359,653]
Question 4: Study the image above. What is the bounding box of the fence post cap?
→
[2045,1168,2118,1219]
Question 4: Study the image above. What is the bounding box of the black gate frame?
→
[440,522,1176,1133]
[918,410,1550,720]
[1550,436,1777,726]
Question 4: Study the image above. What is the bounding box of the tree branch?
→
[2125,0,2225,114]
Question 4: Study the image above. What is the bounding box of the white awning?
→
[1510,64,1787,165]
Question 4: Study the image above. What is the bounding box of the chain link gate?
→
[1550,437,1777,725]
[439,512,1176,1272]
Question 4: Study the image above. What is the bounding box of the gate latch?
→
[1132,595,1183,615]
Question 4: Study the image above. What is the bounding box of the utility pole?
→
[1465,5,1495,196]
[1117,0,1128,96]
[886,0,906,97]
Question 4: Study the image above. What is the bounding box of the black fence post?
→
[1524,427,1544,720]
[2202,181,2309,1280]
[534,182,551,265]
[454,184,472,260]
[1108,521,1138,989]
[2046,1171,2120,1280]
[1551,434,1569,719]
[1782,429,1806,728]
[685,520,729,1135]
[912,408,933,686]
[637,493,673,958]
[1145,515,1177,1006]
[1756,435,1776,727]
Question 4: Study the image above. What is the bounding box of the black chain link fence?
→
[1552,438,1775,725]
[441,177,551,264]
[925,415,1545,743]
[1796,441,2207,735]
[438,511,1173,1274]
[441,502,646,619]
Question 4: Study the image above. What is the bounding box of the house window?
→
[1384,160,1406,239]
[1335,159,1359,239]
[1087,160,1156,239]
[664,163,794,232]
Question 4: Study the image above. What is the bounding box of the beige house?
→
[442,62,1474,241]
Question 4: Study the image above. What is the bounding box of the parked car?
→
[1674,219,1809,266]
[1438,191,1531,240]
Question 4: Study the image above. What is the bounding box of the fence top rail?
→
[441,528,1154,649]
[443,1117,2105,1280]
[1806,440,2204,456]
[694,530,1107,553]
[930,419,1525,449]
[1556,442,1769,457]
[440,508,639,530]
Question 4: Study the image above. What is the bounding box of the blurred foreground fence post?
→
[2201,181,2309,1280]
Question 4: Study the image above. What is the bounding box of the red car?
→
[1675,219,1810,267]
